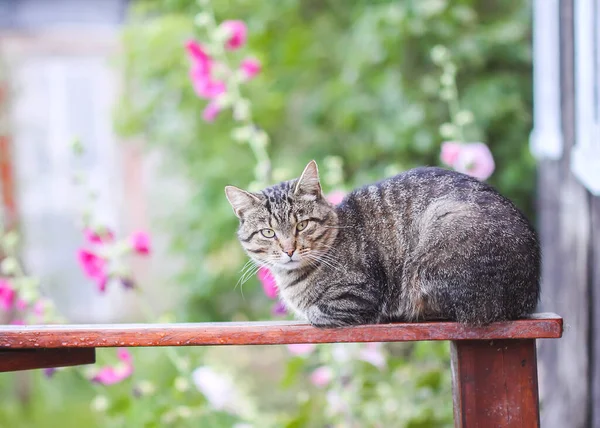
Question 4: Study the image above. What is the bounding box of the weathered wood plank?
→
[537,1,592,427]
[451,339,540,428]
[592,195,600,428]
[0,348,95,372]
[0,314,562,349]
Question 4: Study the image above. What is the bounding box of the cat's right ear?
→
[294,160,322,201]
[225,186,261,218]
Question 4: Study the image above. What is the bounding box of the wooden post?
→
[451,339,540,428]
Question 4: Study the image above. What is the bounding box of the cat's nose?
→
[285,250,295,257]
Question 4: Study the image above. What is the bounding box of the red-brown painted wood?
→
[451,339,540,428]
[0,313,562,349]
[0,348,95,373]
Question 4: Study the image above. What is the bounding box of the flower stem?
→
[197,3,271,186]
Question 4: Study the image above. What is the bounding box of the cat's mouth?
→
[278,259,302,270]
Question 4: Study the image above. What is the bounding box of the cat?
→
[225,160,540,328]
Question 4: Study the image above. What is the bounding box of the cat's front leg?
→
[305,289,379,328]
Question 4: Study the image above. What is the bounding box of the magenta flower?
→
[310,366,334,388]
[221,20,247,50]
[257,267,277,299]
[185,40,212,73]
[186,39,227,102]
[287,343,316,356]
[130,231,151,255]
[0,279,15,311]
[77,249,108,292]
[84,228,114,245]
[440,141,495,181]
[190,71,226,99]
[202,100,221,122]
[239,58,261,80]
[326,191,346,206]
[78,249,106,278]
[98,276,109,292]
[92,348,133,385]
[10,319,25,325]
[15,298,27,311]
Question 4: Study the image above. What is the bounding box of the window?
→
[572,0,600,195]
[530,0,563,160]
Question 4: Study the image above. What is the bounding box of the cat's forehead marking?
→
[260,180,298,226]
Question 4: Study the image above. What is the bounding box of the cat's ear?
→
[225,186,261,218]
[294,160,322,201]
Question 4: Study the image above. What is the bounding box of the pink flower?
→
[239,58,261,80]
[327,191,346,206]
[185,40,212,73]
[84,228,114,244]
[287,343,316,356]
[310,366,334,388]
[440,141,495,181]
[92,348,133,385]
[359,343,386,369]
[117,348,132,364]
[221,20,247,50]
[96,275,109,293]
[77,249,109,292]
[33,300,46,317]
[0,279,15,311]
[202,100,221,122]
[130,231,151,255]
[257,267,277,299]
[440,141,462,166]
[190,70,226,99]
[10,319,25,325]
[185,39,227,102]
[15,298,27,311]
[77,249,106,279]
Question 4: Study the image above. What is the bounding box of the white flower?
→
[91,395,109,412]
[359,343,386,369]
[192,366,238,414]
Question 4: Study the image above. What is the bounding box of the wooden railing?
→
[0,313,563,427]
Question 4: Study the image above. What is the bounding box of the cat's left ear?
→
[294,160,322,201]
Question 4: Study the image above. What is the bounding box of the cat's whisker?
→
[239,259,254,273]
[304,252,343,273]
[236,261,256,290]
[311,254,344,273]
[237,263,261,293]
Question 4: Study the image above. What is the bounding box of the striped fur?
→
[225,161,540,328]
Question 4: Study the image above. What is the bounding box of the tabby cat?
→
[225,161,540,328]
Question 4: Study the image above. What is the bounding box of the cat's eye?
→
[296,220,309,231]
[260,229,276,238]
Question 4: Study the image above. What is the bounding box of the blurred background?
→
[0,0,598,427]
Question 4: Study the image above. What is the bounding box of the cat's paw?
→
[306,306,351,328]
